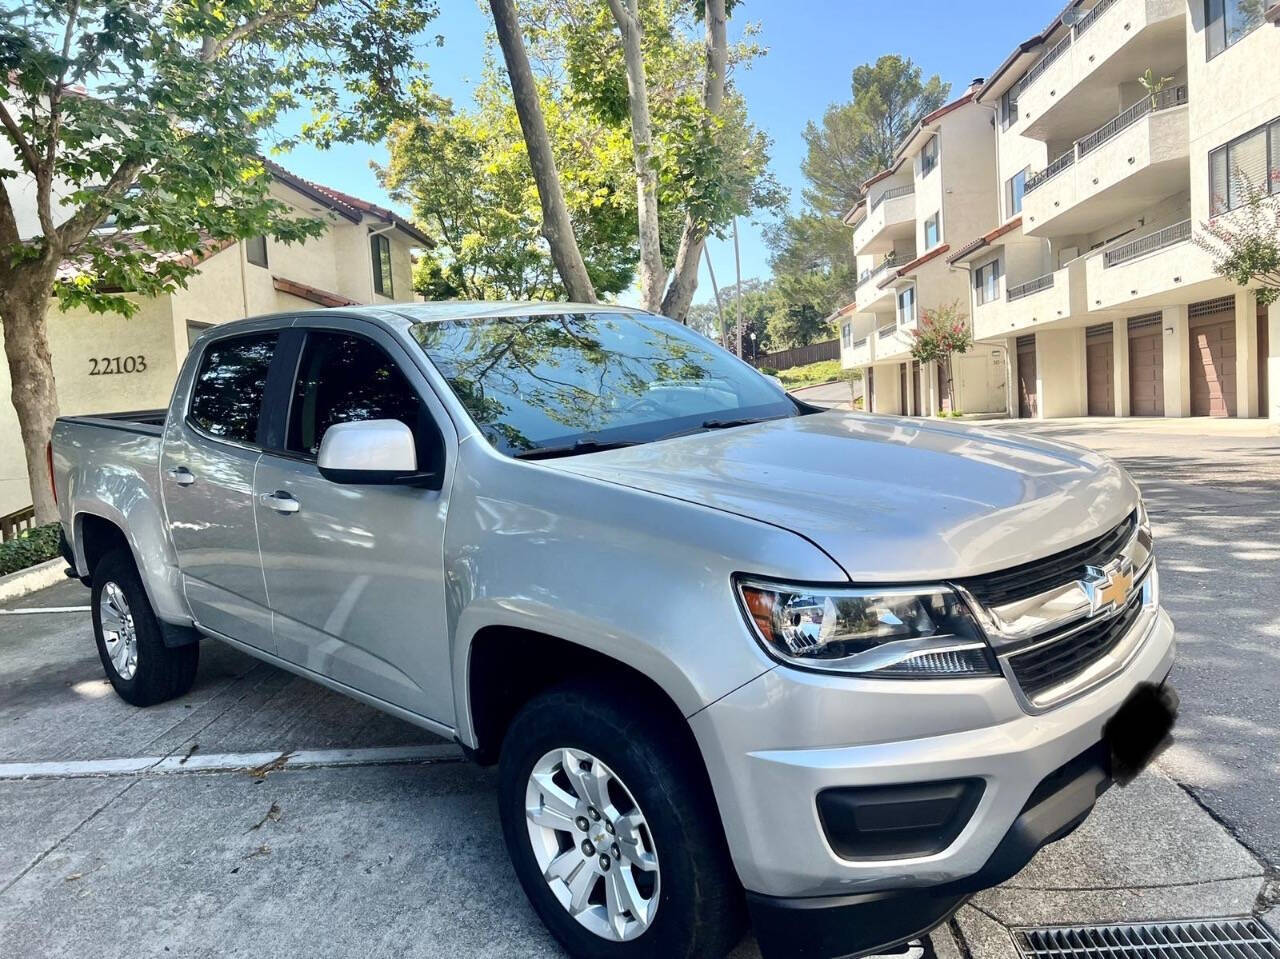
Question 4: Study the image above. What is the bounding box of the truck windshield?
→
[410,312,799,457]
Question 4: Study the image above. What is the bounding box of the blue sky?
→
[280,0,1061,306]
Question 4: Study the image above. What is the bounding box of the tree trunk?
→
[488,0,596,303]
[659,0,728,321]
[0,270,60,525]
[606,0,664,313]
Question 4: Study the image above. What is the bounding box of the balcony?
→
[844,334,874,368]
[1084,218,1216,311]
[853,184,915,255]
[973,260,1085,342]
[855,255,906,311]
[874,321,914,362]
[1019,0,1184,141]
[1023,86,1189,237]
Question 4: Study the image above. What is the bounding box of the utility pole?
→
[732,216,744,359]
[702,246,729,349]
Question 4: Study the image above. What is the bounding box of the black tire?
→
[91,548,199,707]
[498,682,745,959]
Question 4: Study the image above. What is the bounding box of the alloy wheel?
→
[99,581,138,680]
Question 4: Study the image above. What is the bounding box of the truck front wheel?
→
[498,682,745,959]
[91,548,198,707]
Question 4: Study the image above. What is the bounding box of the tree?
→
[767,55,948,321]
[380,72,638,300]
[488,0,596,302]
[910,302,973,414]
[0,0,438,524]
[1195,186,1280,307]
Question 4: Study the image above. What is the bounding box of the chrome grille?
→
[1015,919,1280,959]
[1007,587,1146,699]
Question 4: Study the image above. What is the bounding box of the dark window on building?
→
[371,233,394,297]
[975,258,1002,305]
[188,333,277,444]
[1205,0,1266,58]
[920,135,939,177]
[1209,116,1280,216]
[841,323,852,348]
[245,235,268,268]
[1007,168,1026,216]
[1001,80,1021,129]
[897,285,916,326]
[287,331,422,459]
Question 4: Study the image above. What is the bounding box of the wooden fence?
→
[1,505,36,543]
[753,338,840,371]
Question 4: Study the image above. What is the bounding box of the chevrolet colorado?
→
[51,302,1176,959]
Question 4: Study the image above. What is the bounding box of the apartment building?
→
[0,162,428,514]
[835,85,1010,417]
[950,0,1280,421]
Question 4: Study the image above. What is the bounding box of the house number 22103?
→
[89,355,148,375]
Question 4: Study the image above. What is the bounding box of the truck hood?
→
[549,412,1138,581]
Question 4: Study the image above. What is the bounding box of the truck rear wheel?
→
[91,548,198,707]
[498,682,745,959]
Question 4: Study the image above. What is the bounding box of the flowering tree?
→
[910,301,973,414]
[1196,185,1280,307]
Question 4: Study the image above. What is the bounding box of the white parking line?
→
[0,743,463,780]
[0,605,91,615]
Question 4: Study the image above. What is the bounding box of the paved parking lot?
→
[1,416,1277,958]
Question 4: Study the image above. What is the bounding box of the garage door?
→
[1260,304,1270,417]
[1127,314,1164,417]
[1189,296,1237,417]
[898,363,908,415]
[1085,324,1114,416]
[911,360,922,416]
[1016,334,1037,418]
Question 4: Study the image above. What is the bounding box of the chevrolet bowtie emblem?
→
[1084,561,1133,615]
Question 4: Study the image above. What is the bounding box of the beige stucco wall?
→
[0,295,180,514]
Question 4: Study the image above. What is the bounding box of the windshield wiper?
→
[513,439,640,461]
[659,415,781,442]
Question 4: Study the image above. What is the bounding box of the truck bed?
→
[57,409,167,436]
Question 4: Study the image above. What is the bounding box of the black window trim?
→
[245,235,269,269]
[184,326,291,453]
[258,322,446,485]
[1208,114,1280,217]
[371,232,393,297]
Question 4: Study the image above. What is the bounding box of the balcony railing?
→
[1025,150,1076,195]
[853,337,868,349]
[1103,218,1192,267]
[868,184,914,214]
[1007,272,1056,301]
[877,323,897,338]
[1077,84,1188,157]
[1024,33,1072,89]
[1074,0,1119,37]
[858,255,897,287]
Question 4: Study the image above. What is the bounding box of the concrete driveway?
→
[1,417,1277,957]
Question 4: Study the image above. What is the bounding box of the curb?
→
[0,558,70,603]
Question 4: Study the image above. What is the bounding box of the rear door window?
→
[286,331,423,459]
[188,333,278,444]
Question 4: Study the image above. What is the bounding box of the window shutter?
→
[1229,129,1267,209]
[1209,147,1228,217]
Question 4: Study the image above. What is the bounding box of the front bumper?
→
[689,607,1176,951]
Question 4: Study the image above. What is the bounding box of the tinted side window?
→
[188,333,277,443]
[287,332,422,459]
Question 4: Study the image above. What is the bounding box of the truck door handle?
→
[167,466,196,487]
[259,491,301,514]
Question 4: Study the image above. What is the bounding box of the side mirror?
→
[317,419,435,486]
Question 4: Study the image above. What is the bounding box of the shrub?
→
[0,524,62,577]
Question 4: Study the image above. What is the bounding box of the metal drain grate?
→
[1015,918,1280,959]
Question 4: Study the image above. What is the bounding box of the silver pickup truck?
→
[51,302,1176,959]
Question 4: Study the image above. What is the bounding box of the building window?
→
[1000,80,1021,129]
[1209,117,1280,216]
[841,323,852,348]
[245,235,268,268]
[1006,168,1026,217]
[920,135,939,178]
[975,258,1001,305]
[897,285,916,326]
[371,233,394,297]
[1205,0,1266,58]
[924,212,941,249]
[186,321,213,350]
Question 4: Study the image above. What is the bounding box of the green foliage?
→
[766,55,949,321]
[0,0,439,316]
[1196,187,1280,307]
[774,359,843,389]
[0,524,61,576]
[909,301,973,365]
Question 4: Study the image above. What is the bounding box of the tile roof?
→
[272,276,360,308]
[878,244,952,288]
[946,217,1023,265]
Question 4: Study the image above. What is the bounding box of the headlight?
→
[735,578,997,678]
